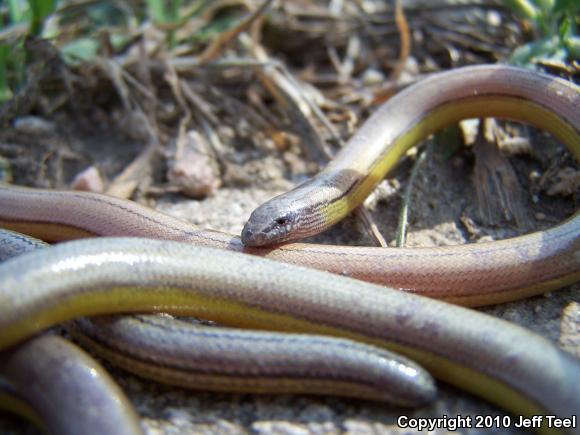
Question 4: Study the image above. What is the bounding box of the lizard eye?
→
[275,216,289,226]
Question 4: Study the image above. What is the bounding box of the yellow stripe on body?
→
[323,96,580,228]
[0,283,558,434]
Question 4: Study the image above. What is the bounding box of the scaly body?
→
[0,228,436,407]
[0,238,578,434]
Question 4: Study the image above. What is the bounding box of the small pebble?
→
[167,130,221,198]
[361,68,385,86]
[13,116,55,135]
[71,166,105,193]
[487,10,502,26]
[529,170,541,181]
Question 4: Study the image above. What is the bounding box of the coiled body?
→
[242,65,580,247]
[0,228,436,407]
[0,64,579,435]
[0,335,143,435]
[0,238,578,434]
[1,66,579,307]
[0,183,578,307]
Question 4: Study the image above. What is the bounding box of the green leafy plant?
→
[146,0,212,49]
[504,0,579,66]
[0,0,57,102]
[148,0,183,48]
[27,0,57,36]
[0,43,12,102]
